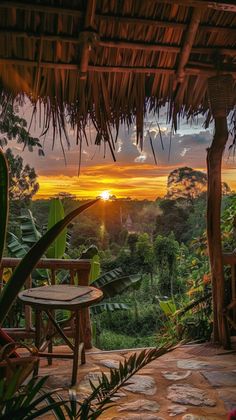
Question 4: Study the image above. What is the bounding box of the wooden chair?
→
[0,328,38,389]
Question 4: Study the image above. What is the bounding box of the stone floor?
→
[39,342,236,419]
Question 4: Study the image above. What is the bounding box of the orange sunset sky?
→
[14,106,236,200]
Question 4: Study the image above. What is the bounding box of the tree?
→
[5,148,39,203]
[154,199,189,243]
[166,167,230,202]
[0,104,44,154]
[135,233,155,283]
[154,234,179,297]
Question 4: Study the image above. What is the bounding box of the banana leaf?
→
[158,299,176,317]
[8,233,29,258]
[91,302,129,315]
[8,232,48,282]
[46,198,66,259]
[89,254,101,283]
[0,198,99,325]
[18,209,41,246]
[92,268,141,298]
[0,150,8,263]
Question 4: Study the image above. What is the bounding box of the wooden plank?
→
[22,285,92,301]
[1,258,91,270]
[222,252,236,265]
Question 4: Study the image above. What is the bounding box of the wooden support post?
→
[207,117,230,348]
[207,74,234,348]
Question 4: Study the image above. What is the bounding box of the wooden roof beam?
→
[0,57,236,77]
[0,29,235,57]
[175,8,202,87]
[153,0,236,12]
[1,1,236,13]
[0,3,235,31]
[79,0,96,80]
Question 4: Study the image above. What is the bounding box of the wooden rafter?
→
[1,1,236,14]
[152,0,236,12]
[0,30,235,57]
[0,3,236,35]
[0,57,236,78]
[175,8,202,85]
[79,0,96,80]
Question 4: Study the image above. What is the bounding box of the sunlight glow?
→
[100,190,111,200]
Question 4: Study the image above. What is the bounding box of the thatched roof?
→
[0,0,236,155]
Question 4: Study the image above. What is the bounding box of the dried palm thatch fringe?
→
[0,0,235,160]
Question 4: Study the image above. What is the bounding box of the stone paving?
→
[40,343,236,419]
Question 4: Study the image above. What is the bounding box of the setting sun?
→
[100,190,111,200]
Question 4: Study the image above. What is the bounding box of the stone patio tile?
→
[201,371,236,387]
[112,416,164,420]
[122,375,157,395]
[177,360,224,370]
[117,399,160,413]
[167,384,216,407]
[162,370,191,381]
[217,388,236,410]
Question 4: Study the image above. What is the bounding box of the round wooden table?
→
[18,285,103,385]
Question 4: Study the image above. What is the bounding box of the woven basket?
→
[208,74,234,118]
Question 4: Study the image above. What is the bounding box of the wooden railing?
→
[222,252,236,333]
[0,258,92,348]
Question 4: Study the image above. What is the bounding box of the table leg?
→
[34,308,41,376]
[71,310,80,386]
[47,310,53,365]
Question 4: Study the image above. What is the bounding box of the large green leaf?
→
[8,232,29,258]
[91,302,129,315]
[92,268,141,298]
[46,198,66,259]
[158,299,176,317]
[19,209,41,246]
[89,254,101,283]
[0,198,99,325]
[0,150,8,263]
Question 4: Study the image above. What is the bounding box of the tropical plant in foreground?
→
[0,343,175,419]
[0,149,98,326]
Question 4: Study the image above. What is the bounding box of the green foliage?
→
[0,152,99,325]
[166,166,208,202]
[154,234,179,296]
[0,375,67,420]
[46,198,67,259]
[92,268,141,299]
[0,104,43,153]
[5,148,39,202]
[0,344,173,419]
